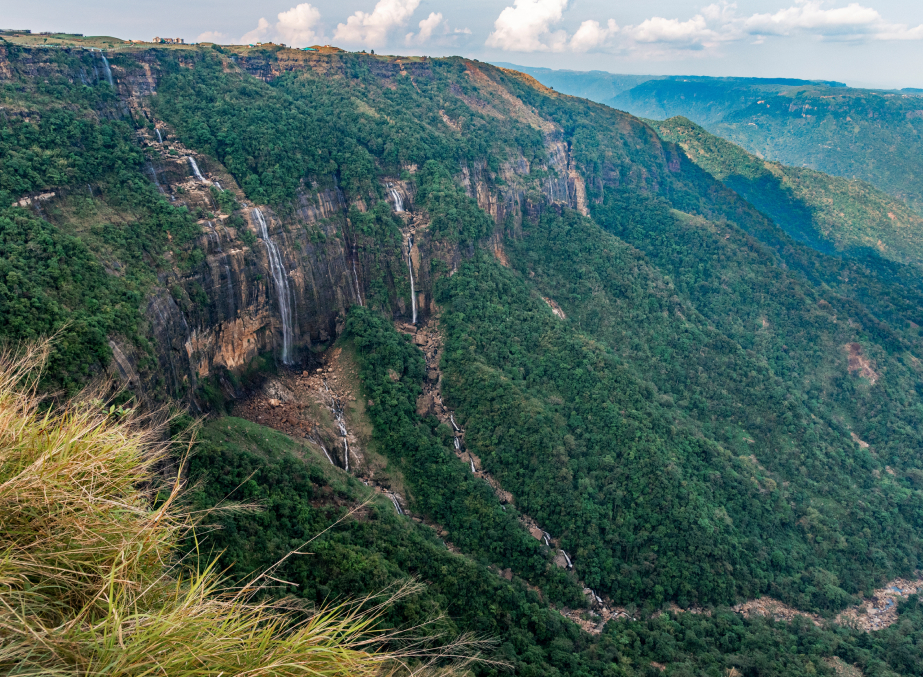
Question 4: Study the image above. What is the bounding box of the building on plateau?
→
[153,37,185,44]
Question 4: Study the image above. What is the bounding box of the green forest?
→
[3,35,923,674]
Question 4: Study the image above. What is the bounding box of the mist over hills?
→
[3,32,923,675]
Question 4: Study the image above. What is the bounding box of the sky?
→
[5,0,923,88]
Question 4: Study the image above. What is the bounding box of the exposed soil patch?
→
[543,297,566,319]
[844,343,879,384]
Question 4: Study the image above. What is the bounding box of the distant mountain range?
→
[498,63,923,214]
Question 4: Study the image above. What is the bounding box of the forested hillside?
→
[513,69,923,216]
[608,78,923,214]
[3,33,923,674]
[649,116,923,268]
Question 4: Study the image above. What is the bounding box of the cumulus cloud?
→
[405,11,472,45]
[196,31,230,44]
[239,3,325,46]
[628,15,715,46]
[569,19,618,52]
[277,3,324,46]
[742,1,923,40]
[334,0,421,46]
[240,17,272,44]
[486,0,571,52]
[485,0,922,56]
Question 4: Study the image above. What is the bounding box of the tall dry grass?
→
[0,343,486,676]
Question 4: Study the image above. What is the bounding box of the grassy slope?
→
[649,116,923,268]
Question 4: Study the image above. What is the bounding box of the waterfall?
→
[407,234,417,324]
[100,54,113,86]
[320,445,335,466]
[389,183,404,212]
[223,251,236,318]
[155,128,163,143]
[389,493,405,515]
[253,208,294,364]
[214,180,223,190]
[560,550,573,568]
[468,453,476,473]
[351,252,363,306]
[188,156,205,182]
[323,379,352,471]
[147,163,164,193]
[454,437,460,451]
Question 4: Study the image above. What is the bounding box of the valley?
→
[3,32,923,675]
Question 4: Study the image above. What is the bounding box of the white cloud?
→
[742,1,923,40]
[240,17,271,44]
[628,15,714,45]
[486,0,570,52]
[277,3,323,46]
[569,19,618,52]
[406,12,444,44]
[334,0,421,46]
[196,31,230,44]
[405,11,472,45]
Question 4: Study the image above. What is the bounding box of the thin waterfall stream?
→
[389,183,404,212]
[322,379,351,471]
[155,128,163,143]
[100,54,113,86]
[253,208,294,364]
[187,156,205,182]
[407,234,417,325]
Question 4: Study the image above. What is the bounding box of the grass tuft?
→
[0,342,487,676]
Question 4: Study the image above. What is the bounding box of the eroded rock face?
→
[11,47,594,407]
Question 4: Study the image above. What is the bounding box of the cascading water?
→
[388,493,405,515]
[155,128,163,143]
[389,183,404,212]
[406,234,417,324]
[188,156,205,182]
[323,379,351,471]
[253,208,294,364]
[351,249,363,306]
[148,163,164,193]
[100,54,113,86]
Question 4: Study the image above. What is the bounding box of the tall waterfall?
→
[351,255,363,306]
[155,128,163,143]
[187,157,205,182]
[407,234,417,324]
[389,183,404,212]
[253,208,294,364]
[100,54,113,86]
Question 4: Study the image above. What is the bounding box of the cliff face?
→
[0,44,604,406]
